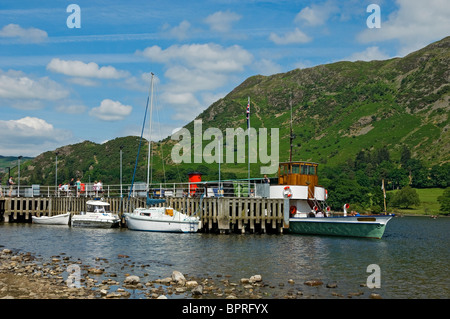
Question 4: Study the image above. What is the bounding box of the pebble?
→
[191,285,203,296]
[326,282,338,288]
[186,281,198,288]
[0,246,380,300]
[124,275,140,285]
[304,280,323,287]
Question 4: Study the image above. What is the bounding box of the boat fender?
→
[283,186,292,198]
[289,205,297,217]
[343,203,350,216]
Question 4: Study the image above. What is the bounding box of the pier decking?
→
[0,196,287,234]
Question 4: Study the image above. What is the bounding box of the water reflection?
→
[0,216,448,298]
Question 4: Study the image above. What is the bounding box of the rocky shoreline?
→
[0,248,382,300]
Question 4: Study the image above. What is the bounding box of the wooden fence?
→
[0,196,286,234]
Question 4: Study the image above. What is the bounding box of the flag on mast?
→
[246,97,250,128]
[246,96,250,195]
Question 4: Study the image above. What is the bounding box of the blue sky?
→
[0,0,449,156]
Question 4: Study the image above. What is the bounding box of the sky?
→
[0,0,449,157]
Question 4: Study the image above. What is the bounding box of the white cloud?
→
[269,28,312,45]
[294,2,338,26]
[0,69,69,101]
[161,20,192,40]
[0,117,72,156]
[164,66,228,93]
[0,24,48,43]
[253,59,283,76]
[47,58,129,79]
[163,92,200,107]
[138,43,252,72]
[357,0,450,56]
[89,99,132,121]
[137,43,253,121]
[344,46,391,62]
[204,11,241,32]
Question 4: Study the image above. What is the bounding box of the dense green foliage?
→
[318,146,449,212]
[437,188,450,213]
[390,186,420,208]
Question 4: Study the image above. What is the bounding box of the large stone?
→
[186,281,199,288]
[250,275,262,283]
[87,268,104,275]
[124,275,140,285]
[172,271,186,285]
[192,285,203,296]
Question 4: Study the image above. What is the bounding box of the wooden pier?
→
[0,197,286,234]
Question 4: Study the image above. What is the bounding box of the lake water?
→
[0,216,448,299]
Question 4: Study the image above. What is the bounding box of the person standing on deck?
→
[76,178,81,197]
[7,177,14,197]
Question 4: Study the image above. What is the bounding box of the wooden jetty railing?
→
[0,196,286,234]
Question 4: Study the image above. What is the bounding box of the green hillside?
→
[1,36,449,199]
[0,156,33,177]
[190,36,449,169]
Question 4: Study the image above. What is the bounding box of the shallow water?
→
[0,216,448,298]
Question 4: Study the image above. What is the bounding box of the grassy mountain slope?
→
[2,36,449,186]
[192,36,449,170]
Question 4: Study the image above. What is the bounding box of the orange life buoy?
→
[283,186,292,198]
[290,205,297,216]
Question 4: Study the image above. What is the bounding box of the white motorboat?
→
[32,212,70,225]
[124,203,200,233]
[71,199,120,228]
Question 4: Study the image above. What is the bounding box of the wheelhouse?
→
[278,161,319,195]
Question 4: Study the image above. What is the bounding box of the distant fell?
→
[192,36,449,168]
[3,36,449,185]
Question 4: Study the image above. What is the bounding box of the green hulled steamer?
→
[269,161,393,239]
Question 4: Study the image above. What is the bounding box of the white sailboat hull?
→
[32,213,70,225]
[124,208,200,233]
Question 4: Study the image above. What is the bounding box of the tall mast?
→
[289,97,293,162]
[247,96,251,196]
[146,73,154,193]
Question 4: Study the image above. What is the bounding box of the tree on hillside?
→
[390,186,420,209]
[437,188,450,214]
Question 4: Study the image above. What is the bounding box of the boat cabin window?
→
[292,164,300,174]
[301,164,317,175]
[87,205,108,213]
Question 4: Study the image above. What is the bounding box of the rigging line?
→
[154,83,167,184]
[128,93,150,200]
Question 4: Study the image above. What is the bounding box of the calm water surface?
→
[0,216,448,299]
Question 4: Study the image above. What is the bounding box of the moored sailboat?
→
[124,198,200,233]
[123,73,200,233]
